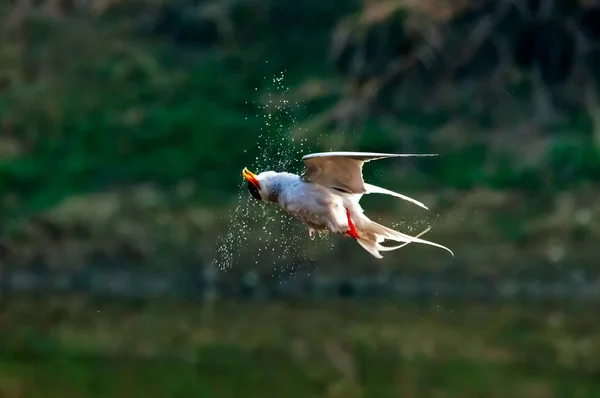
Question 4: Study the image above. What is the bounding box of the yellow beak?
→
[242,167,260,188]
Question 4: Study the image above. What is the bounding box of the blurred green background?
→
[1,0,600,396]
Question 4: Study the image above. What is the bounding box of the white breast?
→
[279,182,348,232]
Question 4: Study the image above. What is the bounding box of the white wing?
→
[301,151,437,210]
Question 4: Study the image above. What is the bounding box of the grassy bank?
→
[0,299,599,397]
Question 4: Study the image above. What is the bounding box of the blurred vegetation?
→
[0,0,600,274]
[0,299,599,397]
[3,3,600,396]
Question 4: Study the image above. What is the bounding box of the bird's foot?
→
[308,228,316,240]
[345,208,359,240]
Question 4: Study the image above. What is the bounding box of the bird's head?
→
[242,168,280,202]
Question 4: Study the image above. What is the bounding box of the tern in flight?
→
[242,152,453,259]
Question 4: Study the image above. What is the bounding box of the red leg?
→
[345,208,359,240]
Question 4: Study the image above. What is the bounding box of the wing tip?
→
[364,183,430,210]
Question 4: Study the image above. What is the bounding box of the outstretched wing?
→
[301,151,437,209]
[301,151,436,193]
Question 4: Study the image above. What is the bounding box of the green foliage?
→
[2,2,600,218]
[1,0,600,271]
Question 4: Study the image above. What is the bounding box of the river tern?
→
[242,152,453,259]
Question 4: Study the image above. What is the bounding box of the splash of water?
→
[213,72,435,279]
[214,71,334,280]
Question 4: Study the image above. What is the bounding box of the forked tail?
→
[354,216,454,259]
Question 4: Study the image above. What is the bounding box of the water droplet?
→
[213,72,330,279]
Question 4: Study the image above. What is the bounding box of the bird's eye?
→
[247,181,262,200]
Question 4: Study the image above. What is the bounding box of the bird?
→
[242,151,453,259]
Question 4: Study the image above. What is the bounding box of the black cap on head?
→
[247,181,262,200]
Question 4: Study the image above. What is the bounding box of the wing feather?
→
[301,152,437,208]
